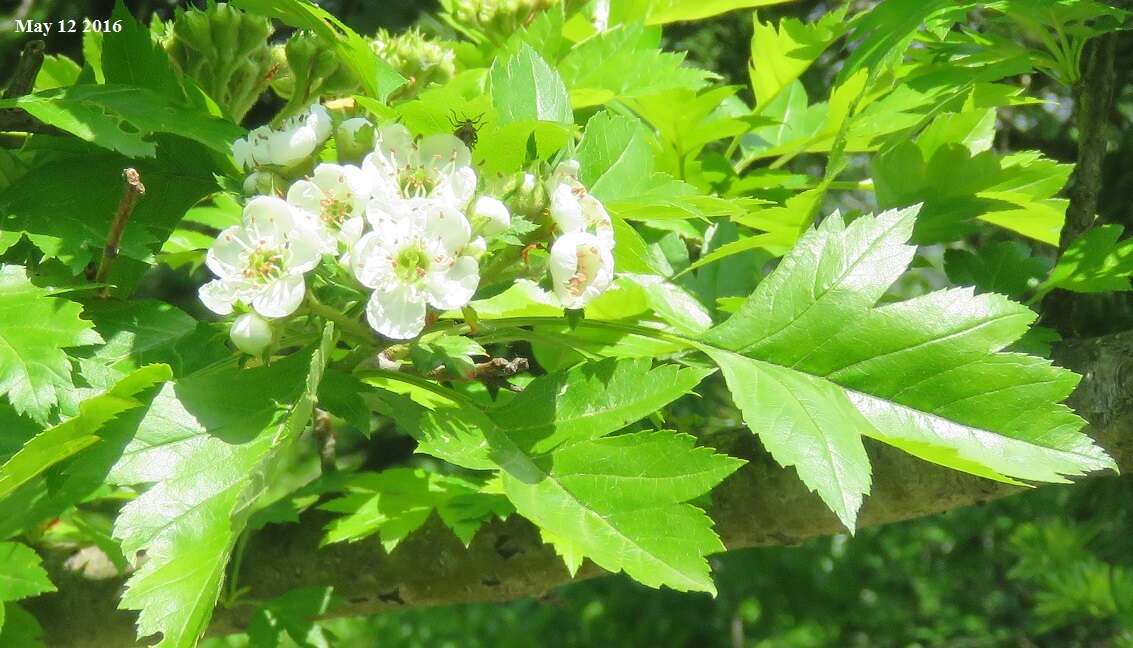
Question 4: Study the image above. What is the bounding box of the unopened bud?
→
[230,313,273,355]
[471,195,511,236]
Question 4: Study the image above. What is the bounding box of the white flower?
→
[199,196,322,319]
[351,201,479,339]
[548,180,615,249]
[549,231,615,309]
[362,124,477,215]
[286,163,371,255]
[231,103,333,170]
[470,195,510,236]
[230,313,273,355]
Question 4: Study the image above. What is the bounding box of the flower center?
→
[567,244,602,296]
[399,165,438,197]
[244,247,286,282]
[393,243,431,283]
[320,196,352,228]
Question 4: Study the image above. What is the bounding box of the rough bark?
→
[25,331,1133,647]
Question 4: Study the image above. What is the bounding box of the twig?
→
[427,356,530,391]
[313,409,336,474]
[95,169,146,297]
[0,40,58,135]
[3,39,44,99]
[1043,33,1119,335]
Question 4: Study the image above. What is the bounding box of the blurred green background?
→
[4,1,1133,645]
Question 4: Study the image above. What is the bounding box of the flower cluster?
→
[205,103,617,353]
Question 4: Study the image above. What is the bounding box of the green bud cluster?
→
[371,27,456,100]
[164,2,275,123]
[270,31,359,121]
[441,0,562,44]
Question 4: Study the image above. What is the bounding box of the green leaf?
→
[0,602,45,647]
[0,143,219,273]
[872,131,1071,245]
[0,365,171,501]
[408,335,487,380]
[489,358,713,454]
[838,0,956,81]
[0,85,243,158]
[699,207,1115,528]
[1035,224,1133,297]
[102,0,184,100]
[232,0,405,101]
[76,300,226,389]
[320,468,510,549]
[0,266,103,423]
[558,24,712,108]
[488,428,742,592]
[749,8,847,107]
[112,326,333,648]
[246,587,336,648]
[644,0,794,24]
[0,542,55,603]
[944,241,1050,298]
[489,44,573,126]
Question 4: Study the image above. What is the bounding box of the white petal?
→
[425,255,480,310]
[439,165,477,209]
[232,138,254,170]
[305,104,333,142]
[268,126,318,167]
[199,279,239,315]
[285,224,324,273]
[418,134,472,169]
[550,183,585,233]
[351,232,396,289]
[252,274,306,318]
[286,178,325,215]
[243,196,296,244]
[376,124,415,168]
[421,202,471,254]
[366,285,427,339]
[340,216,365,246]
[206,226,251,278]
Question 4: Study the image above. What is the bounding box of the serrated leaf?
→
[699,207,1115,529]
[319,469,510,549]
[558,24,711,107]
[0,85,242,158]
[0,601,45,647]
[0,365,171,501]
[0,266,103,423]
[0,542,55,603]
[750,8,847,107]
[490,357,713,454]
[102,0,184,100]
[1035,224,1133,297]
[111,327,333,648]
[490,44,573,126]
[489,429,742,592]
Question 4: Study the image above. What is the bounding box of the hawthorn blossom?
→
[286,163,371,255]
[232,103,333,170]
[547,160,614,249]
[351,201,479,339]
[548,231,615,309]
[199,196,321,319]
[362,124,477,214]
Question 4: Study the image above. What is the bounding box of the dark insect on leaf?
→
[449,110,485,148]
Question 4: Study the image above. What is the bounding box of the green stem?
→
[305,294,373,341]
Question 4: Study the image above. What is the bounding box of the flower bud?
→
[230,313,273,355]
[243,170,284,196]
[371,27,456,100]
[336,117,375,164]
[549,231,615,309]
[470,196,511,236]
[165,3,274,122]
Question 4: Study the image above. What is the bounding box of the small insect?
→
[449,110,485,148]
